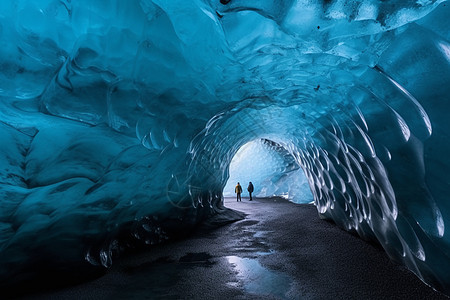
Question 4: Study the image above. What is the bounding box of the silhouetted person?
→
[235,182,242,202]
[247,182,254,201]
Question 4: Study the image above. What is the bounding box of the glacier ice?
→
[1,0,450,294]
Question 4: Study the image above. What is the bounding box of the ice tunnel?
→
[1,0,450,294]
[223,138,314,203]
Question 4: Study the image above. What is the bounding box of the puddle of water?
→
[255,249,275,256]
[226,256,293,299]
[253,231,273,238]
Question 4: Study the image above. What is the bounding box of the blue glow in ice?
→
[1,0,450,294]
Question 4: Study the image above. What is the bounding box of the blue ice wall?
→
[1,0,450,293]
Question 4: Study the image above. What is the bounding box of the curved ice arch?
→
[0,0,449,294]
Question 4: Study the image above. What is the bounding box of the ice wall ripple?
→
[0,0,450,293]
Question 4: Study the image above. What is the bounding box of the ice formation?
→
[1,0,450,293]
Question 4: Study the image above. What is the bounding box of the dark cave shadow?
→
[0,206,245,299]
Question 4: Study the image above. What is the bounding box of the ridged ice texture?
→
[0,0,450,293]
[224,139,313,203]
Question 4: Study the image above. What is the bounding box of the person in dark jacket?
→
[235,182,242,202]
[247,182,254,201]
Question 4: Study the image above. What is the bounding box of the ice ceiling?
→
[1,0,450,293]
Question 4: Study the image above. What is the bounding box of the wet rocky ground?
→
[16,197,449,299]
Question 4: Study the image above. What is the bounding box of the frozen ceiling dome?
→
[0,0,449,294]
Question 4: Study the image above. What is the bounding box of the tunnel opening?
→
[223,138,314,204]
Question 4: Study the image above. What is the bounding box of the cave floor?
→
[23,197,448,299]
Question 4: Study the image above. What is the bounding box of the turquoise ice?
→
[0,0,449,293]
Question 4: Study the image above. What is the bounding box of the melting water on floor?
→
[226,255,293,299]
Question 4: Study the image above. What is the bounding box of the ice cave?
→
[1,0,450,296]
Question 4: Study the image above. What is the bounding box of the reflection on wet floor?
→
[253,230,273,238]
[226,255,294,299]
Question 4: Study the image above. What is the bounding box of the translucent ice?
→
[0,0,450,294]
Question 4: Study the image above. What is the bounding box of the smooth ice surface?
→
[224,139,313,203]
[1,0,450,294]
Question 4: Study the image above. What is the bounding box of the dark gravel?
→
[12,197,449,299]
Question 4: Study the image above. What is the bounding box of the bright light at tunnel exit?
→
[223,139,314,204]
